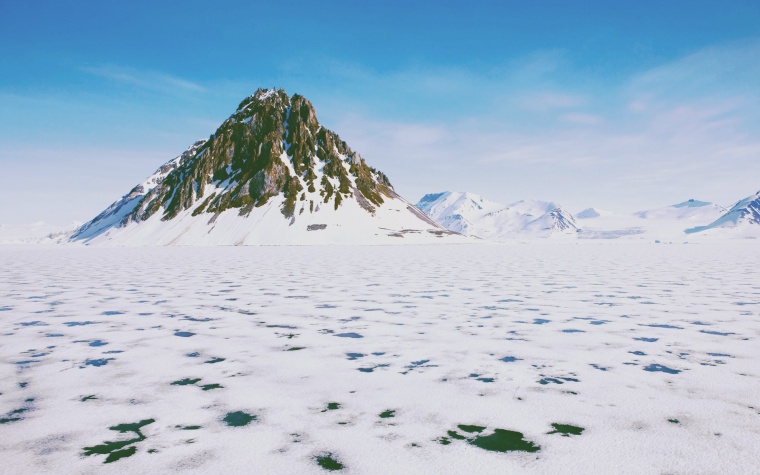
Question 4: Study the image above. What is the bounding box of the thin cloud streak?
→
[82,65,206,94]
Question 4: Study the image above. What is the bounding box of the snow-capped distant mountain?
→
[686,190,760,237]
[575,208,620,219]
[634,199,725,221]
[416,192,578,240]
[0,222,80,244]
[71,88,462,246]
[574,199,727,240]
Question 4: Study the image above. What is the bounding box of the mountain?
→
[633,199,725,221]
[415,192,578,239]
[575,208,620,220]
[71,89,460,245]
[574,199,726,240]
[0,221,80,244]
[686,190,760,237]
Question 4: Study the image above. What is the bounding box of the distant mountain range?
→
[66,89,461,245]
[414,192,760,241]
[415,192,578,240]
[1,87,758,246]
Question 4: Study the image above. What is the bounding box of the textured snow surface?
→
[1,244,759,474]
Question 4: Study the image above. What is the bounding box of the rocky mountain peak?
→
[73,88,400,242]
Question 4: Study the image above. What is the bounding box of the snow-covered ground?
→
[1,243,759,474]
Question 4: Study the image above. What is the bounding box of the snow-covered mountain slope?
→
[71,88,463,246]
[574,199,727,240]
[575,208,620,220]
[686,190,760,237]
[634,199,725,221]
[416,192,578,240]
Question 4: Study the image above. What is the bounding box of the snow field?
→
[0,243,759,474]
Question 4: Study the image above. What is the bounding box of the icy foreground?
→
[1,244,759,474]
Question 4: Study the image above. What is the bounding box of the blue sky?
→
[1,0,759,223]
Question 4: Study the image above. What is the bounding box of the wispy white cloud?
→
[82,65,206,94]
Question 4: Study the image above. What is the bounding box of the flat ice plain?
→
[1,243,759,474]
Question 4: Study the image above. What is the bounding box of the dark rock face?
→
[75,88,395,239]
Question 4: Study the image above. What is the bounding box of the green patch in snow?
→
[547,423,584,437]
[316,453,344,471]
[82,418,155,464]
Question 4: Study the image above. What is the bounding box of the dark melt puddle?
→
[1,398,35,424]
[538,376,579,385]
[561,329,585,333]
[171,378,202,386]
[700,330,735,336]
[176,425,201,430]
[183,317,213,322]
[439,424,540,453]
[379,410,395,419]
[316,452,345,471]
[82,358,115,368]
[201,384,223,391]
[401,359,436,374]
[633,337,658,342]
[321,403,341,412]
[668,419,680,424]
[174,331,195,338]
[590,364,609,371]
[358,364,389,373]
[81,395,98,402]
[469,373,495,383]
[286,347,306,351]
[334,333,363,339]
[82,419,155,464]
[346,353,365,361]
[205,357,225,364]
[223,411,256,427]
[547,423,584,437]
[629,351,647,356]
[643,364,681,374]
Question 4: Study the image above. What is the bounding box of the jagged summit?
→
[72,88,457,245]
